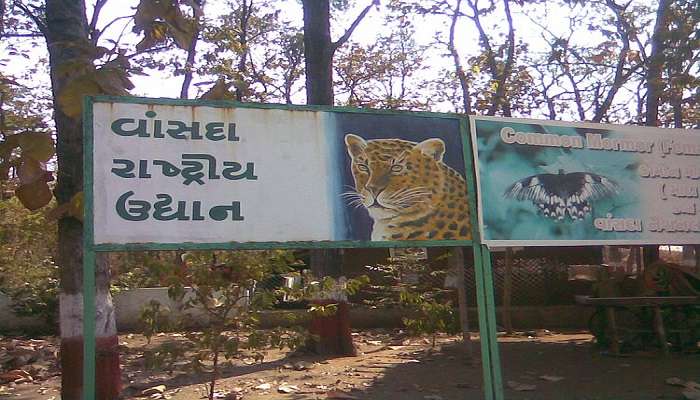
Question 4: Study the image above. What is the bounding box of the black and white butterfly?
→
[504,169,619,221]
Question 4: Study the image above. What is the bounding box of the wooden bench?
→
[575,295,700,355]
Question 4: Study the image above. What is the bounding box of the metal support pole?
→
[473,244,504,400]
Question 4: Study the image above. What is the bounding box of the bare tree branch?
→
[88,0,108,43]
[15,1,47,36]
[180,0,205,99]
[3,32,43,37]
[592,0,636,122]
[645,0,672,126]
[331,0,377,53]
[448,0,472,114]
[488,0,515,116]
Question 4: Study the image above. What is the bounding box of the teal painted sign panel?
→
[471,116,700,247]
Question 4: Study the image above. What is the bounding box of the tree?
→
[44,1,123,397]
[334,7,431,110]
[8,0,139,397]
[301,0,377,356]
[198,0,304,103]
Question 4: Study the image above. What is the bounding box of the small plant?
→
[400,289,460,348]
[139,300,173,344]
[141,250,307,400]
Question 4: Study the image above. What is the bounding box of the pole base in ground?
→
[309,300,357,356]
[61,335,121,400]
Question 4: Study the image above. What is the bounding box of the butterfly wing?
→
[505,172,619,220]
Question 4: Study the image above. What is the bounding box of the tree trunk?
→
[45,1,119,398]
[302,0,353,356]
[642,0,671,266]
[180,0,203,99]
[302,0,334,105]
[645,0,672,126]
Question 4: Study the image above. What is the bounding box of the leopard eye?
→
[357,164,369,172]
[390,164,404,173]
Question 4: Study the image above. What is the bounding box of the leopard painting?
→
[343,133,471,241]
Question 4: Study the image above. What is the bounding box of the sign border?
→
[469,115,700,247]
[84,95,479,250]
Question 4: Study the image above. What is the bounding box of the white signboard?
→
[87,98,474,247]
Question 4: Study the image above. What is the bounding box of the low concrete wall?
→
[0,293,45,332]
[1,288,594,333]
[259,305,594,330]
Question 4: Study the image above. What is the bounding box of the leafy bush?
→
[140,250,308,400]
[400,289,460,348]
[0,198,58,328]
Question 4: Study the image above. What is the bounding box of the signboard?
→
[471,116,700,246]
[85,97,477,249]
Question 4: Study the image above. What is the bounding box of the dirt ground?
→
[2,330,699,400]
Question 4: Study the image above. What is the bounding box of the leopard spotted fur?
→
[344,134,471,241]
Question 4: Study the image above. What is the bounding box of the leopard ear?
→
[344,133,367,158]
[415,138,445,162]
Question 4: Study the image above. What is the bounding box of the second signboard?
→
[88,98,475,247]
[471,116,700,246]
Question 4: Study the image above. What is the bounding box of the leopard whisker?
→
[386,187,429,200]
[393,193,431,203]
[340,191,363,202]
[347,198,365,206]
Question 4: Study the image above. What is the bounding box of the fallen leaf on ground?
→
[667,378,687,387]
[507,381,536,391]
[278,384,299,393]
[141,385,166,396]
[255,383,271,390]
[294,361,313,370]
[539,375,564,382]
[0,370,32,384]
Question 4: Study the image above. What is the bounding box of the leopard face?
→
[344,133,471,241]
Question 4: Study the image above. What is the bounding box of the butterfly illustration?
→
[504,169,619,220]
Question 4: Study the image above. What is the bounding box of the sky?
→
[1,0,657,115]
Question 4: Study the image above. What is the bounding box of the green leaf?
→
[57,66,131,119]
[95,67,134,94]
[18,133,55,162]
[57,75,102,119]
[133,0,196,51]
[199,79,236,100]
[16,156,45,185]
[16,180,53,211]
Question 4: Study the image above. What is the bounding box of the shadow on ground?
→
[342,333,700,400]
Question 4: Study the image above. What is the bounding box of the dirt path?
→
[3,330,699,399]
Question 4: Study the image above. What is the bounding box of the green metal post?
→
[473,244,505,400]
[481,245,504,399]
[83,95,96,400]
[472,244,495,400]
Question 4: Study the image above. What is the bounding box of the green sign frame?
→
[82,96,503,400]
